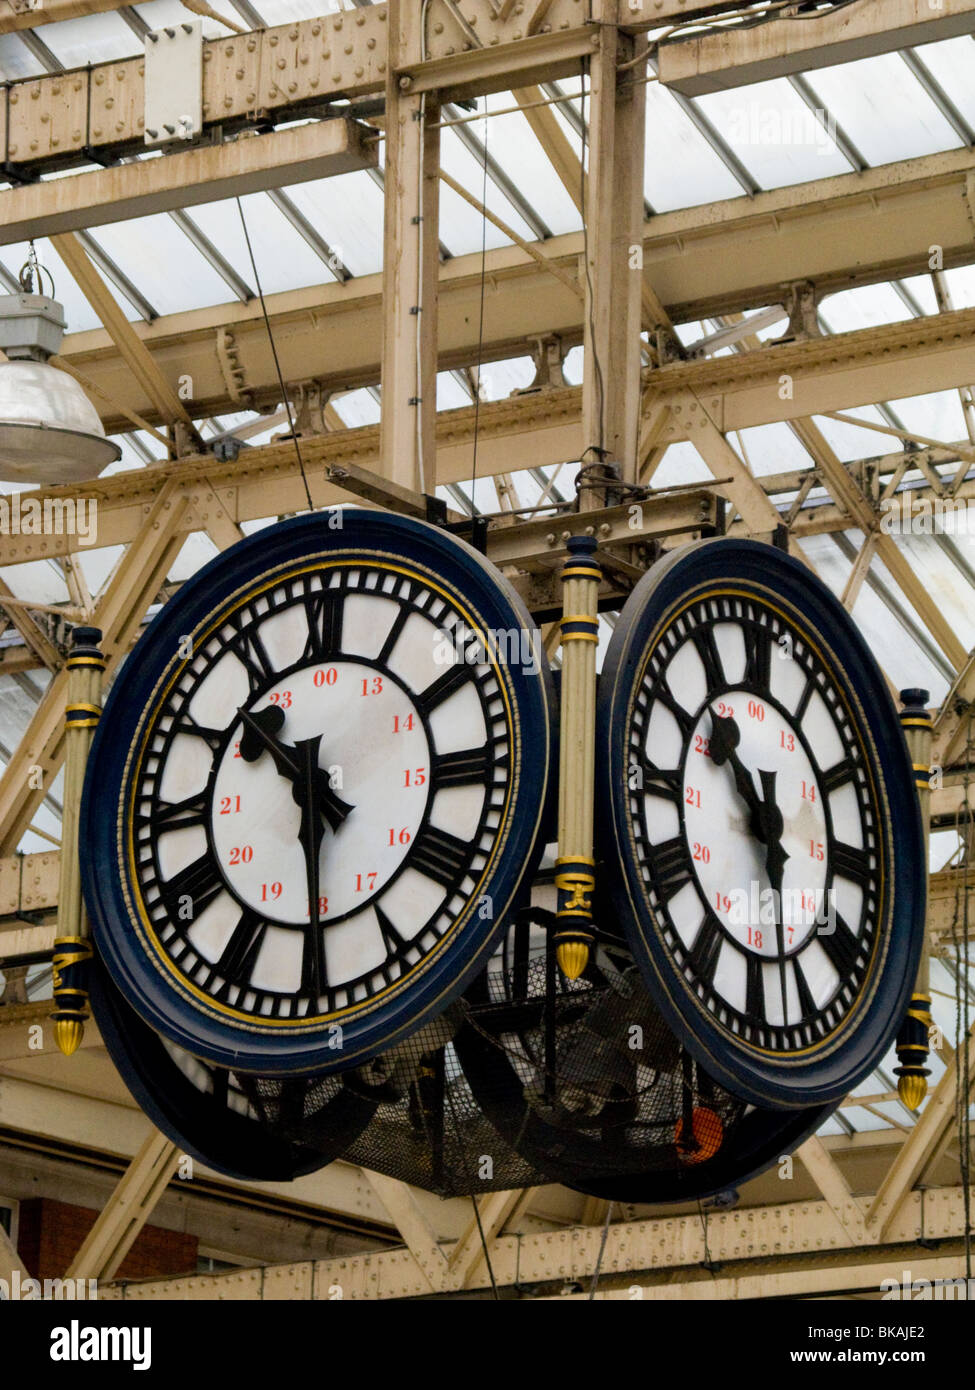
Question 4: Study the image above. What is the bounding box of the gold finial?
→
[556,939,590,981]
[51,936,93,1057]
[53,1019,85,1057]
[897,1072,928,1112]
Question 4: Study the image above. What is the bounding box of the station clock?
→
[596,538,925,1108]
[81,509,554,1074]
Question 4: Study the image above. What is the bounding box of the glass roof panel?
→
[801,54,962,165]
[643,83,743,211]
[436,373,471,411]
[815,1114,846,1137]
[889,389,967,444]
[75,213,246,314]
[282,171,385,279]
[0,559,68,605]
[651,442,712,488]
[0,238,102,332]
[74,543,125,595]
[942,263,975,310]
[691,78,851,187]
[188,191,334,295]
[331,389,379,429]
[0,35,46,80]
[813,406,902,464]
[36,11,139,69]
[798,532,950,699]
[476,356,536,400]
[246,0,341,23]
[906,36,975,131]
[820,282,915,335]
[733,421,814,478]
[439,127,541,253]
[563,345,583,385]
[132,0,238,40]
[169,532,220,581]
[472,97,581,237]
[896,273,940,316]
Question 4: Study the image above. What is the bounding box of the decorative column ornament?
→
[895,687,933,1110]
[52,625,104,1056]
[554,536,601,981]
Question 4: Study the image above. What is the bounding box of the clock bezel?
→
[88,955,377,1181]
[596,538,925,1109]
[81,509,555,1075]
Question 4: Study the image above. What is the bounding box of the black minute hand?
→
[759,768,791,1024]
[296,735,327,996]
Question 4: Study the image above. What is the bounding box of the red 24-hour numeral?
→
[268,691,292,708]
[747,927,763,948]
[780,730,795,752]
[748,700,765,722]
[388,827,412,846]
[809,840,825,861]
[260,881,283,901]
[685,786,702,808]
[305,895,329,917]
[393,713,415,733]
[354,872,379,893]
[228,845,253,865]
[361,676,383,696]
[313,668,338,688]
[404,768,427,788]
[692,842,710,863]
[219,795,241,815]
[693,734,710,757]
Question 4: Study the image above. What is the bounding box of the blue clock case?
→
[81,509,556,1075]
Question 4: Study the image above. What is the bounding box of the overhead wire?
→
[234,196,314,513]
[586,1201,614,1300]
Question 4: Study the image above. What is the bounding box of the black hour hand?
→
[708,706,766,837]
[239,704,286,761]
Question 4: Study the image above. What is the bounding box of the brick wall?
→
[17,1196,198,1281]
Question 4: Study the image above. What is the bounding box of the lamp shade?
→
[0,360,122,484]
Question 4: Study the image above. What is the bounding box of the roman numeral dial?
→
[127,558,517,1025]
[623,586,884,1058]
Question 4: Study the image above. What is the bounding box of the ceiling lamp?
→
[0,251,121,485]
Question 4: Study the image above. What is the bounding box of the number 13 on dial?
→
[597,539,924,1109]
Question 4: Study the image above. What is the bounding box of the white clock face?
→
[628,592,881,1054]
[129,562,512,1022]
